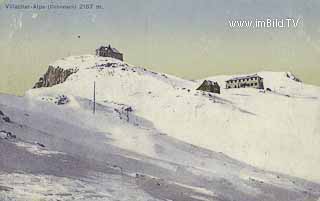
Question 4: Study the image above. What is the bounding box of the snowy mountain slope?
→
[26,55,320,183]
[1,93,320,201]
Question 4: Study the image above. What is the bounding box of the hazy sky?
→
[0,0,320,95]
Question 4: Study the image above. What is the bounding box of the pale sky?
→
[0,0,320,95]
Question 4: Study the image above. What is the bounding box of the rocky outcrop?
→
[286,72,302,82]
[196,80,220,94]
[0,110,11,123]
[33,66,78,88]
[0,130,16,139]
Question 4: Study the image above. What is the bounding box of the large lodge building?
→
[226,74,264,89]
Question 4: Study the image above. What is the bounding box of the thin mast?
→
[93,81,96,114]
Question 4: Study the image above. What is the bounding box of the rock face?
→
[196,80,220,94]
[0,110,11,123]
[33,66,78,88]
[286,72,302,82]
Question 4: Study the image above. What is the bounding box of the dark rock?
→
[0,110,4,116]
[2,116,10,123]
[6,132,16,139]
[161,74,168,78]
[196,80,220,94]
[33,66,78,88]
[136,173,144,178]
[124,107,133,112]
[36,142,45,148]
[286,72,302,82]
[56,95,69,105]
[0,130,16,139]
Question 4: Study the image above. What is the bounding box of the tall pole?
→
[93,81,96,114]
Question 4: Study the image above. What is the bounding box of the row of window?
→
[226,82,258,88]
[228,77,258,83]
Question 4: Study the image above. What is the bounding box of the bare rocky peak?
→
[33,66,78,88]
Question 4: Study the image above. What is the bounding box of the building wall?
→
[97,49,123,61]
[226,77,264,89]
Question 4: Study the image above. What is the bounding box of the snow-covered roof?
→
[226,74,263,82]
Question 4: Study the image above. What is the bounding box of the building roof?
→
[97,45,121,54]
[110,47,120,53]
[226,74,263,82]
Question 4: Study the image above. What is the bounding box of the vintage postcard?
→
[0,0,319,201]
